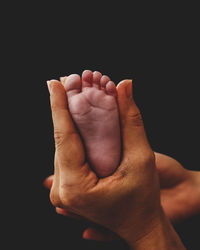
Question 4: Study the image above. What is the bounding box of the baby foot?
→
[63,70,121,177]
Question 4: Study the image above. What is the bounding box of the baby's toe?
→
[82,70,93,88]
[105,81,117,97]
[100,75,111,90]
[92,71,102,89]
[64,74,81,98]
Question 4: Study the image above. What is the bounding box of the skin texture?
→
[46,78,185,249]
[44,153,200,241]
[156,153,200,223]
[62,70,121,177]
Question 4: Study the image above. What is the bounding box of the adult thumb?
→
[117,80,152,157]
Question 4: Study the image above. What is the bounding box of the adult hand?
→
[44,154,200,241]
[156,153,200,223]
[46,79,185,249]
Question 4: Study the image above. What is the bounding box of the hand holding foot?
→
[82,153,200,241]
[47,78,185,249]
[44,154,200,241]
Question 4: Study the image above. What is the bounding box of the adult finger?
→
[82,227,119,241]
[48,80,86,178]
[48,80,77,145]
[55,207,82,219]
[43,175,54,189]
[47,80,98,207]
[44,175,83,219]
[117,80,152,156]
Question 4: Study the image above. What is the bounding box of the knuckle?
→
[143,151,155,168]
[59,185,79,209]
[50,189,61,207]
[54,129,67,147]
[50,185,80,210]
[131,149,155,171]
[128,111,144,127]
[54,128,78,149]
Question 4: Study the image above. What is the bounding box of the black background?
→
[2,2,200,250]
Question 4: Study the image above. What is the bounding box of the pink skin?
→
[63,70,121,177]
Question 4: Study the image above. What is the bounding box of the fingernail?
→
[47,80,57,94]
[60,76,67,86]
[47,80,52,94]
[126,80,133,98]
[55,207,61,214]
[82,231,92,240]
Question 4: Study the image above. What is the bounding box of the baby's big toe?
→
[64,74,81,98]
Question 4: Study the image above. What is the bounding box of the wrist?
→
[125,208,185,250]
[189,170,200,207]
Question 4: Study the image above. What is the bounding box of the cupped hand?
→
[46,79,163,245]
[44,153,200,241]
